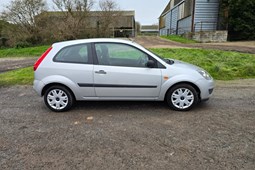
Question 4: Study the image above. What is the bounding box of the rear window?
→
[54,43,92,64]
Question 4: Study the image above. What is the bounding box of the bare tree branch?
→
[1,0,47,45]
[98,0,121,37]
[50,0,95,40]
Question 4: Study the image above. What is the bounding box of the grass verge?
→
[150,48,255,80]
[0,67,33,86]
[0,45,49,58]
[161,35,197,44]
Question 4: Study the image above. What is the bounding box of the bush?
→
[15,41,31,49]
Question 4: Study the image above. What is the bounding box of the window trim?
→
[53,43,93,64]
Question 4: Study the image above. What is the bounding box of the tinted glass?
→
[54,44,92,64]
[95,43,149,67]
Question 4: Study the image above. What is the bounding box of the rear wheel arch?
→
[42,83,76,100]
[43,84,75,112]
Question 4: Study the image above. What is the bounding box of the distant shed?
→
[140,25,159,35]
[159,0,220,35]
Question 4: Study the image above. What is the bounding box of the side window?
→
[95,43,150,68]
[54,44,92,64]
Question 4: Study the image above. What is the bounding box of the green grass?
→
[150,48,255,80]
[0,45,49,58]
[0,67,33,86]
[161,35,197,44]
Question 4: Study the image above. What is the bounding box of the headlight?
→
[197,69,212,80]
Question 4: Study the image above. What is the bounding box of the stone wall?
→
[184,31,228,43]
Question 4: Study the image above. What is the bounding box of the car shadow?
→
[74,101,169,111]
[73,100,212,113]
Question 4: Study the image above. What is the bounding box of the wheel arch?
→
[164,81,201,101]
[42,83,76,100]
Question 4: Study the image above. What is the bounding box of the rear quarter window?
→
[54,43,92,64]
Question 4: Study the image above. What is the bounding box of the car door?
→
[93,42,162,99]
[53,43,95,98]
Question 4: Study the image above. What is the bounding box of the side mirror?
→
[146,60,155,68]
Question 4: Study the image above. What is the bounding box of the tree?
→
[1,0,47,45]
[0,20,10,47]
[220,0,255,40]
[97,0,122,37]
[48,0,95,40]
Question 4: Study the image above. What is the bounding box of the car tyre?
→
[44,85,74,112]
[166,84,198,111]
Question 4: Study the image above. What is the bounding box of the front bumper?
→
[196,78,215,100]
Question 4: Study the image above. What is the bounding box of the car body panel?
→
[93,65,162,98]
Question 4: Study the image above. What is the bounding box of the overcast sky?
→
[0,0,169,25]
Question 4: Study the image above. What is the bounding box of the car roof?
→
[52,38,136,48]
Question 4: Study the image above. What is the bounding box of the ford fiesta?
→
[33,38,214,112]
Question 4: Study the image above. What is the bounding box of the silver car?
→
[33,38,214,112]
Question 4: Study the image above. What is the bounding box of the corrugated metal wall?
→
[194,0,219,31]
[165,12,171,30]
[171,7,178,34]
[160,29,168,35]
[159,0,219,35]
[159,11,172,35]
[177,16,192,34]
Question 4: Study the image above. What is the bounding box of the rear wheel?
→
[166,84,198,111]
[44,85,74,112]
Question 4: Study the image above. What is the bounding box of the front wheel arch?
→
[164,82,201,102]
[165,82,200,111]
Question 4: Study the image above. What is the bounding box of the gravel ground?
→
[0,80,254,170]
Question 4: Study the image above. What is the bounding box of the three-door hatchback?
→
[33,38,214,112]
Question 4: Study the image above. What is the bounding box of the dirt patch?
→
[209,41,255,48]
[0,58,36,73]
[132,36,188,49]
[133,36,255,54]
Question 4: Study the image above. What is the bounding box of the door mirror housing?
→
[146,60,155,68]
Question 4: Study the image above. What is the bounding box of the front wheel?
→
[166,84,199,111]
[44,85,74,112]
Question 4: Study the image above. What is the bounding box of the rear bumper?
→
[33,80,45,96]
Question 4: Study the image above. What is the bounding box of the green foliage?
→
[0,45,49,58]
[0,67,33,86]
[15,41,32,49]
[161,35,197,44]
[150,48,255,80]
[220,0,255,40]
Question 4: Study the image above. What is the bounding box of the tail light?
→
[34,47,53,71]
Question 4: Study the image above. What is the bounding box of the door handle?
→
[95,70,107,74]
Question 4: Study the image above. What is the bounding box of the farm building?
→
[140,25,159,35]
[159,0,220,35]
[37,10,136,38]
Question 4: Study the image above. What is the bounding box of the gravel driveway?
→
[0,80,254,169]
[134,36,255,54]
